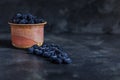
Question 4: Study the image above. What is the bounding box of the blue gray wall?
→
[1,0,120,34]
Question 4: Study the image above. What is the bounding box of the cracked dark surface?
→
[0,33,120,80]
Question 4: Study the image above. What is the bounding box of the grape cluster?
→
[27,43,72,64]
[10,13,45,24]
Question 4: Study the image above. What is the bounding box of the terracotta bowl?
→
[8,22,47,48]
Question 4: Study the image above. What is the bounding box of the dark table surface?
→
[0,33,120,80]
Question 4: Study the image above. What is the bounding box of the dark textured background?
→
[1,0,120,34]
[1,1,120,80]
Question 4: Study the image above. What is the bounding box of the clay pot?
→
[8,22,47,48]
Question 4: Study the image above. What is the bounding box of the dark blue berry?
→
[17,13,22,16]
[50,55,57,61]
[55,49,62,55]
[28,47,34,54]
[19,19,28,24]
[27,13,34,19]
[26,43,72,64]
[38,46,42,49]
[35,18,45,23]
[45,47,50,51]
[34,49,42,55]
[22,14,27,19]
[39,18,45,23]
[16,19,20,23]
[49,51,55,56]
[34,19,40,23]
[12,19,20,23]
[43,52,51,58]
[10,13,45,24]
[42,44,47,47]
[63,58,72,64]
[28,20,34,24]
[32,45,39,49]
[57,54,63,58]
[16,13,22,18]
[41,47,46,51]
[61,52,68,58]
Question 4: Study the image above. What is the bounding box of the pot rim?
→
[8,21,47,26]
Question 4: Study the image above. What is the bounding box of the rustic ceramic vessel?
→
[9,22,47,48]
